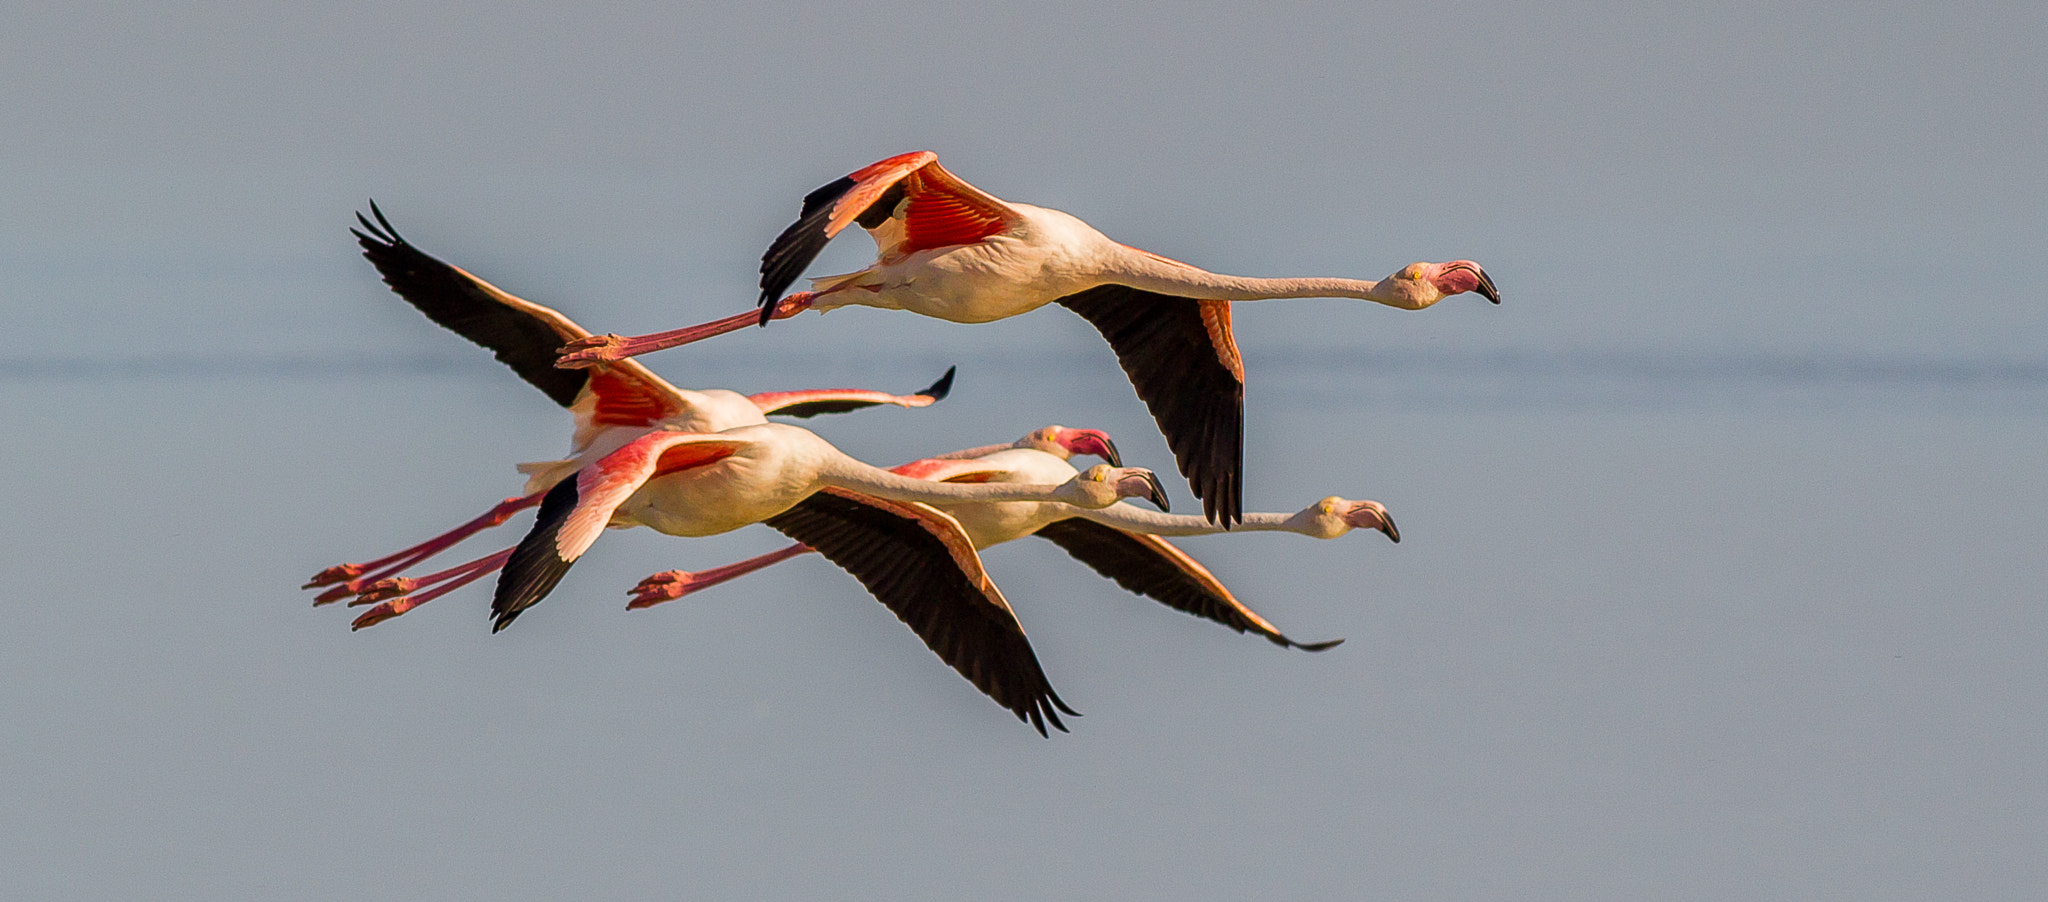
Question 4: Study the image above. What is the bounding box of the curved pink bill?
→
[1055,428,1122,466]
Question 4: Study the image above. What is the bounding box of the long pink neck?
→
[1097,247,1397,305]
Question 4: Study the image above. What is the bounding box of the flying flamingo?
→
[557,151,1501,526]
[628,425,1400,651]
[492,421,1170,734]
[306,204,958,607]
[328,420,1165,734]
[310,207,1171,733]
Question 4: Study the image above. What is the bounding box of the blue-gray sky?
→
[4,3,2045,898]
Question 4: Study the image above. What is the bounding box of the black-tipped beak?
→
[1098,435,1124,468]
[1142,471,1169,512]
[1474,267,1501,305]
[1380,512,1401,543]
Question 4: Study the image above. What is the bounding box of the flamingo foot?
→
[303,496,537,600]
[333,547,515,626]
[303,563,366,589]
[314,581,368,605]
[351,596,419,630]
[555,332,630,368]
[625,571,698,609]
[626,543,814,610]
[349,576,419,605]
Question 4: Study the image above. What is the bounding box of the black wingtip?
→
[490,478,583,630]
[759,174,859,320]
[354,200,407,249]
[1049,689,1080,718]
[1292,636,1346,652]
[918,365,958,402]
[1027,693,1075,738]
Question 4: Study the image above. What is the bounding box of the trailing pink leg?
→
[305,494,539,603]
[555,292,818,369]
[350,547,515,630]
[626,543,815,609]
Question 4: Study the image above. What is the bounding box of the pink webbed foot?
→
[351,596,420,630]
[304,495,538,602]
[348,576,418,606]
[554,333,629,369]
[313,581,363,606]
[303,563,366,589]
[341,548,515,628]
[625,571,699,609]
[626,543,814,610]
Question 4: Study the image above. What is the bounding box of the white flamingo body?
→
[628,427,1401,653]
[810,203,1107,323]
[483,423,1167,735]
[583,423,1163,546]
[559,151,1501,525]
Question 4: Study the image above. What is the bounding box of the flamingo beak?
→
[1340,501,1400,542]
[1443,262,1500,304]
[1471,266,1501,304]
[1095,436,1123,468]
[1118,469,1169,512]
[1071,429,1123,467]
[1142,471,1170,511]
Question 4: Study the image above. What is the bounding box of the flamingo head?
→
[1379,261,1501,309]
[1022,425,1123,466]
[1068,464,1171,511]
[1295,497,1400,541]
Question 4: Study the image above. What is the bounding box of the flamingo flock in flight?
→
[310,152,1497,733]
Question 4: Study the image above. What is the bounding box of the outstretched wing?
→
[1054,284,1244,526]
[492,432,745,631]
[757,152,1016,319]
[353,202,693,426]
[764,488,1077,736]
[1032,518,1340,652]
[749,366,955,419]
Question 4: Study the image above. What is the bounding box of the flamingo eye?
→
[1403,265,1425,281]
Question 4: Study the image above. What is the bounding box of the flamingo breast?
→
[822,203,1113,324]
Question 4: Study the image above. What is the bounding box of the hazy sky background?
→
[4,2,2044,898]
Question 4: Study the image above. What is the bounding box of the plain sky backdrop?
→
[7,1,2044,357]
[4,2,2045,899]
